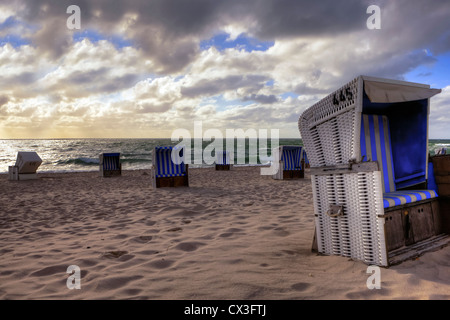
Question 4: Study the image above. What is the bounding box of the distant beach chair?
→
[272,146,307,180]
[99,153,122,177]
[299,75,448,266]
[9,151,42,181]
[435,148,447,155]
[150,146,189,188]
[215,150,232,171]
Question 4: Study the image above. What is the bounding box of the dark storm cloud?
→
[10,0,377,70]
[0,95,9,107]
[65,69,139,94]
[0,71,38,87]
[7,0,450,86]
[242,94,279,104]
[237,0,372,39]
[181,74,268,98]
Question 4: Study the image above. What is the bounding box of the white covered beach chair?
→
[150,146,189,188]
[272,146,307,180]
[99,153,122,177]
[9,151,42,181]
[299,75,449,266]
[215,150,232,171]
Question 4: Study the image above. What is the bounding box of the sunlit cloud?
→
[0,0,449,138]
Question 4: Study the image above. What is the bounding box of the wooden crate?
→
[432,154,450,196]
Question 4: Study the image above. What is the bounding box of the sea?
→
[1,138,449,173]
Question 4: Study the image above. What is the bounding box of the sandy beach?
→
[0,166,449,300]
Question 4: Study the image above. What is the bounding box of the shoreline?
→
[0,163,273,175]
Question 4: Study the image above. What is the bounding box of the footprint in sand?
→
[148,259,174,269]
[273,227,290,237]
[291,282,311,292]
[101,251,128,259]
[219,227,242,238]
[30,265,89,278]
[30,264,68,277]
[174,242,205,252]
[167,227,182,232]
[133,235,153,243]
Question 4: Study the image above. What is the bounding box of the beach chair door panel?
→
[311,169,388,266]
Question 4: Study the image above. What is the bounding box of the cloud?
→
[242,94,279,104]
[0,0,449,138]
[181,74,268,98]
[430,86,450,138]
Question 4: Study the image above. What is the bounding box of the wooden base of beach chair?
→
[155,165,189,188]
[383,199,439,252]
[380,198,450,265]
[102,169,122,177]
[388,233,450,266]
[18,173,39,180]
[311,197,450,265]
[215,165,231,171]
[155,175,189,188]
[9,166,39,181]
[283,170,304,179]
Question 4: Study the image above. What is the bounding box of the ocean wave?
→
[56,157,100,166]
[121,158,152,164]
[434,143,450,147]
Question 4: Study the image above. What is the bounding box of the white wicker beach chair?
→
[99,153,122,177]
[299,75,448,266]
[272,146,307,180]
[215,150,232,171]
[9,151,42,181]
[150,146,189,188]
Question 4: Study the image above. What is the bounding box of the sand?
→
[0,167,449,300]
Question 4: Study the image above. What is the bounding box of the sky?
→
[0,0,449,139]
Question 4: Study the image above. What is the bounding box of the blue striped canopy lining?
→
[102,154,120,171]
[282,147,306,171]
[361,114,438,208]
[361,114,396,193]
[155,148,186,178]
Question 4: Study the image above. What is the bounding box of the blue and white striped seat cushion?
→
[383,190,438,209]
[282,147,305,171]
[154,147,186,178]
[102,153,120,170]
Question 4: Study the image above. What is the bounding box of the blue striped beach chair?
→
[99,153,122,177]
[215,150,232,171]
[151,146,189,188]
[299,75,448,266]
[272,146,307,180]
